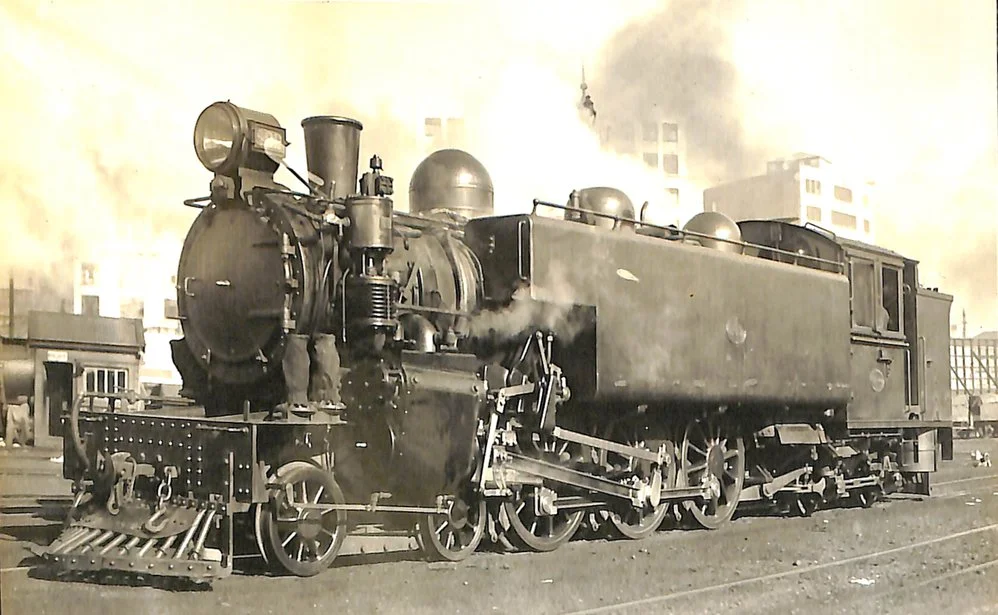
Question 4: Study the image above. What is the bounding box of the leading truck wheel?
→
[261,463,348,577]
[681,418,745,529]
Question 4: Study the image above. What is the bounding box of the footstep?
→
[849,577,876,586]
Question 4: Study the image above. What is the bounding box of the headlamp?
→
[193,101,287,177]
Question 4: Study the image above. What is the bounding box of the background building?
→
[598,116,697,223]
[71,235,184,392]
[703,153,876,242]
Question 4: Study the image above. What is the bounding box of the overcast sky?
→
[0,0,995,333]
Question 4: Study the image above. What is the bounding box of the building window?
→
[881,266,902,333]
[831,211,858,228]
[121,299,144,320]
[81,263,96,286]
[617,124,636,154]
[665,188,680,206]
[81,294,100,317]
[805,206,822,222]
[662,154,679,175]
[445,118,465,144]
[164,298,179,319]
[834,186,853,202]
[662,122,678,142]
[642,152,658,168]
[84,367,128,394]
[424,118,441,139]
[805,179,822,195]
[863,219,871,233]
[642,122,657,142]
[850,258,875,328]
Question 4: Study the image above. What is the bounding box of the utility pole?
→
[963,309,967,339]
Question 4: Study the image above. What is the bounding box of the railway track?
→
[568,521,998,615]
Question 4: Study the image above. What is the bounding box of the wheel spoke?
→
[313,485,325,504]
[686,461,708,475]
[281,530,298,548]
[688,443,709,458]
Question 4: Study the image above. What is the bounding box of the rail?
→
[532,199,846,273]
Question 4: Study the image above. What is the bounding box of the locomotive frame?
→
[42,102,954,582]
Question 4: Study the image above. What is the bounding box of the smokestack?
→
[300,116,364,200]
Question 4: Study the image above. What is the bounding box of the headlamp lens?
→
[194,103,240,172]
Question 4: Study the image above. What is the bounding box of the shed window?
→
[83,367,128,394]
[881,266,901,333]
[850,259,875,328]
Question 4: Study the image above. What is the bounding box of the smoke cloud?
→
[1,0,994,335]
[591,0,763,184]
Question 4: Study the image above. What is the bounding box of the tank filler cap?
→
[682,211,743,254]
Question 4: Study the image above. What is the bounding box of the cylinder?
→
[301,116,363,200]
[346,196,394,250]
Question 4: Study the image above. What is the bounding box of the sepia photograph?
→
[1,1,996,613]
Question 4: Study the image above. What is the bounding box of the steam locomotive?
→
[44,102,954,581]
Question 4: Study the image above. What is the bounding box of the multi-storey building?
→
[71,235,183,391]
[702,153,876,243]
[596,116,698,225]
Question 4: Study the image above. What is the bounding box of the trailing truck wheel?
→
[261,463,347,577]
[681,418,745,529]
[417,494,487,562]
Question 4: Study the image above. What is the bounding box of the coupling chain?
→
[156,466,179,510]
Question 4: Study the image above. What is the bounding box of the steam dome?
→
[409,149,494,219]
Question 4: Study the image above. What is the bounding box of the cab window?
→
[881,265,902,333]
[850,258,875,328]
